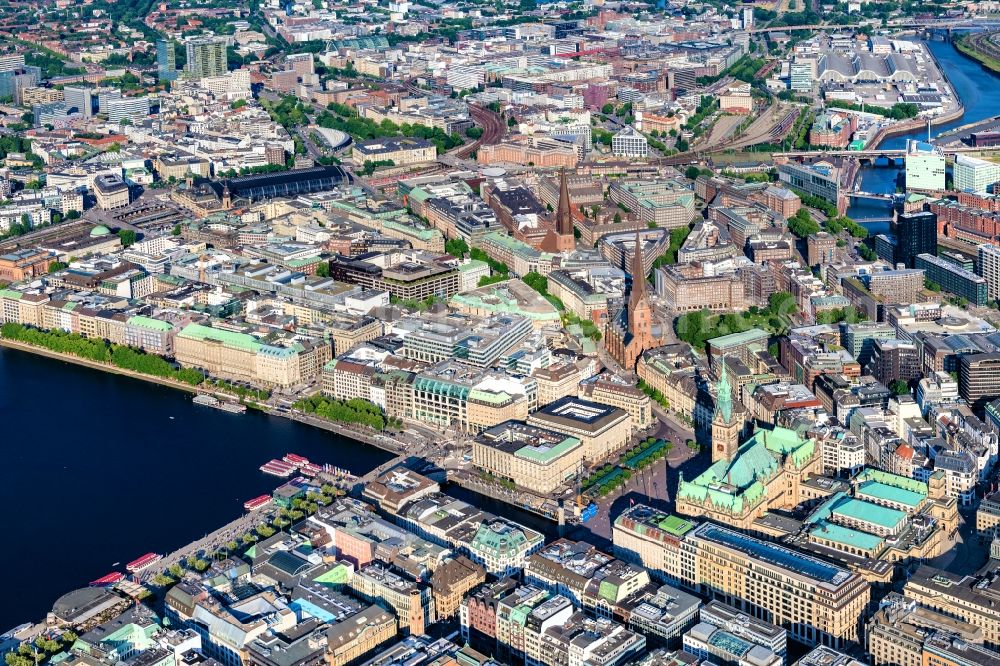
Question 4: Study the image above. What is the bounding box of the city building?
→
[94,174,131,210]
[953,154,1000,194]
[867,593,987,666]
[892,211,937,269]
[807,232,837,266]
[608,180,695,230]
[348,563,435,636]
[472,420,583,495]
[352,138,437,167]
[526,396,632,463]
[978,489,1000,545]
[905,141,946,191]
[699,601,787,657]
[613,509,871,648]
[185,37,229,79]
[904,565,1000,649]
[612,126,648,158]
[959,353,1000,413]
[157,39,178,81]
[915,253,988,306]
[678,423,821,529]
[978,243,1000,302]
[682,622,782,666]
[778,161,843,213]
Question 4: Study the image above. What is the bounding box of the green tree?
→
[172,224,182,236]
[48,261,68,273]
[445,237,469,258]
[889,379,910,395]
[685,166,702,181]
[315,262,330,277]
[118,229,137,247]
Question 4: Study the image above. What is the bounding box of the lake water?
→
[0,346,393,630]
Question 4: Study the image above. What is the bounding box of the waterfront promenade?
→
[0,336,407,458]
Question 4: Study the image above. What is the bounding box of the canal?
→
[0,346,394,631]
[848,36,1000,233]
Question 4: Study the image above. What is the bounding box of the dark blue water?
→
[0,346,393,631]
[848,38,1000,232]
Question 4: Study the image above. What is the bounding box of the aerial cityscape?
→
[4,0,1000,664]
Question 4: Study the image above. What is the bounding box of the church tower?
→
[626,229,654,347]
[605,229,656,371]
[540,169,577,253]
[712,358,743,463]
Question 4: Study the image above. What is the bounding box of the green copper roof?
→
[658,515,693,536]
[598,580,619,602]
[811,520,885,552]
[313,564,350,586]
[472,522,533,556]
[458,259,489,273]
[127,315,174,332]
[0,289,23,300]
[177,323,262,353]
[855,468,927,507]
[856,479,926,508]
[707,328,769,349]
[678,426,814,514]
[832,496,906,530]
[514,435,581,464]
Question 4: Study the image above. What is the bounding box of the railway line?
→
[450,104,505,160]
[956,30,1000,71]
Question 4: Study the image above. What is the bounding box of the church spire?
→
[716,357,733,425]
[556,168,573,236]
[629,229,647,310]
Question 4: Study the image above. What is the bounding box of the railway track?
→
[450,104,505,160]
[959,29,1000,64]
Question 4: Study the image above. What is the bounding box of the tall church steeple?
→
[556,168,573,236]
[629,229,647,313]
[539,169,576,253]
